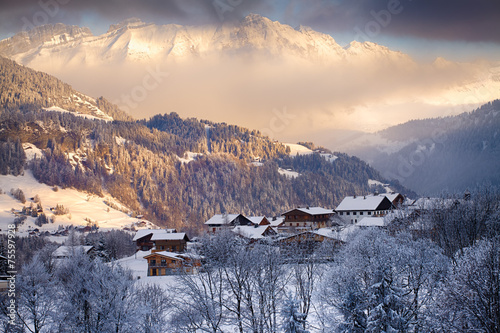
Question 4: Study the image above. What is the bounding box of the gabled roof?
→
[383,193,403,202]
[144,251,183,260]
[232,225,275,239]
[151,232,188,241]
[52,245,94,258]
[204,214,240,225]
[282,207,334,216]
[357,217,385,227]
[336,196,394,211]
[247,216,270,225]
[133,229,189,242]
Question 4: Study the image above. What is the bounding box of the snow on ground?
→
[22,143,44,161]
[0,170,154,236]
[278,167,300,179]
[368,179,393,193]
[321,153,338,162]
[177,151,203,164]
[43,106,112,122]
[115,136,128,145]
[284,143,314,156]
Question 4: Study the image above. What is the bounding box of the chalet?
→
[335,195,395,224]
[133,229,189,252]
[282,207,335,230]
[277,230,344,255]
[232,225,277,241]
[204,214,253,233]
[52,245,95,259]
[144,251,202,276]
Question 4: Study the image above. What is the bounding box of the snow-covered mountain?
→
[0,15,412,66]
[0,14,498,139]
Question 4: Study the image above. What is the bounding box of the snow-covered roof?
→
[232,225,273,239]
[336,196,390,211]
[283,207,334,216]
[356,217,385,227]
[204,214,242,225]
[384,193,402,202]
[144,251,183,260]
[247,216,268,225]
[269,216,285,227]
[52,245,94,258]
[409,197,458,210]
[132,229,188,241]
[317,226,358,242]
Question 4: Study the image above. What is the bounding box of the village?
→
[102,191,438,277]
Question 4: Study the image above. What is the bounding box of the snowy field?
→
[0,170,154,236]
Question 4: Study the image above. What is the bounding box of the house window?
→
[346,212,350,215]
[368,211,372,215]
[360,212,363,215]
[161,259,166,267]
[172,246,177,252]
[159,245,165,250]
[150,259,156,267]
[339,212,343,215]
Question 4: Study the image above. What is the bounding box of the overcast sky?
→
[0,0,499,61]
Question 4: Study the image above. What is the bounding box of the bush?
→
[10,188,26,204]
[54,204,69,215]
[35,213,49,227]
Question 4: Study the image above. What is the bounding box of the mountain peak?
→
[241,13,274,26]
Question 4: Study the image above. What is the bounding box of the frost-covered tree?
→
[321,229,449,333]
[282,296,309,333]
[436,237,500,333]
[16,254,57,333]
[55,252,137,333]
[134,284,172,333]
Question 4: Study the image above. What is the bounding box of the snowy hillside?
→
[0,170,154,236]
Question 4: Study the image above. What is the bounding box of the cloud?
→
[281,0,500,43]
[2,0,499,43]
[0,0,274,36]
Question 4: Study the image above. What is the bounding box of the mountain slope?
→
[0,58,413,234]
[0,56,131,121]
[340,100,500,195]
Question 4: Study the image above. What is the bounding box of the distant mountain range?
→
[0,15,411,65]
[0,15,498,134]
[0,56,412,233]
[339,100,500,195]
